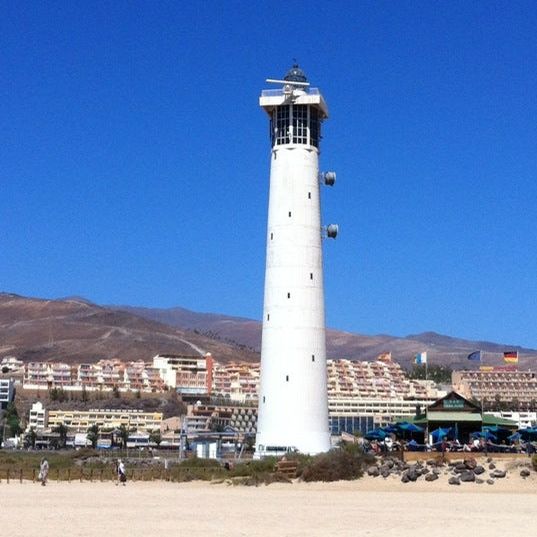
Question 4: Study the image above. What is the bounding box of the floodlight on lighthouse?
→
[326,224,339,239]
[321,171,336,186]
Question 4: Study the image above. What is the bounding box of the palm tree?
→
[54,423,68,448]
[87,424,99,449]
[25,427,37,449]
[118,424,130,449]
[3,403,22,438]
[149,430,161,447]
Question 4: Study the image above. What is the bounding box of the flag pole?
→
[480,349,488,455]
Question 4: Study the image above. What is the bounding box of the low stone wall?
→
[402,451,529,463]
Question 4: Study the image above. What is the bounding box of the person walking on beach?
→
[39,457,49,486]
[116,459,127,486]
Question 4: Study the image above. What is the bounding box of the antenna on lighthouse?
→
[266,63,310,96]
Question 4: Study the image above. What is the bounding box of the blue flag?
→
[467,351,481,361]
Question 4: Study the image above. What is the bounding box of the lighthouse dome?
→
[284,64,307,83]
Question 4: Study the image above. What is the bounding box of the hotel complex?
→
[452,369,537,408]
[18,354,446,439]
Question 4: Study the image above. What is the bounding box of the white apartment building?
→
[24,360,166,393]
[212,362,260,403]
[28,401,47,430]
[0,378,15,408]
[152,353,213,395]
[1,356,24,372]
[328,396,442,428]
[27,401,162,433]
[452,369,537,406]
[488,411,537,429]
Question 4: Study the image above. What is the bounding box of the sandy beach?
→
[1,469,536,537]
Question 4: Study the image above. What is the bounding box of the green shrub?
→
[229,457,278,477]
[300,447,370,482]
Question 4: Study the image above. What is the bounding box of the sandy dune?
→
[1,472,536,537]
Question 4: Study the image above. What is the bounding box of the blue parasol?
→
[430,427,453,442]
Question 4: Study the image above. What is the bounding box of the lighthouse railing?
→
[261,87,320,97]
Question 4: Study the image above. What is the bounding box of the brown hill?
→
[120,305,537,371]
[0,293,258,364]
[2,293,536,371]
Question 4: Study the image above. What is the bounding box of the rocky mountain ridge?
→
[1,292,536,370]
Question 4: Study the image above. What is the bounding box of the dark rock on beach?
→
[490,469,506,479]
[367,466,380,477]
[453,463,467,474]
[459,471,475,482]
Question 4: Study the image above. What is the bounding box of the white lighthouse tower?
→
[255,65,337,456]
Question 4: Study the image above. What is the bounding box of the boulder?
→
[367,466,380,477]
[475,478,484,484]
[490,469,506,479]
[487,479,495,485]
[406,467,419,482]
[474,465,485,475]
[448,476,461,485]
[459,471,475,482]
[520,469,530,478]
[401,473,410,483]
[425,472,439,482]
[453,463,467,474]
[488,463,496,470]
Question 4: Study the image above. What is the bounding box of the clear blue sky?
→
[2,1,537,347]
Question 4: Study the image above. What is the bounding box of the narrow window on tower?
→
[286,375,289,382]
[292,105,308,144]
[310,107,320,148]
[267,313,270,321]
[270,232,273,240]
[288,211,292,217]
[308,192,311,199]
[310,273,313,280]
[287,292,291,299]
[263,396,266,403]
[312,354,315,362]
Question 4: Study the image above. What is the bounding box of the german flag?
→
[503,351,519,364]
